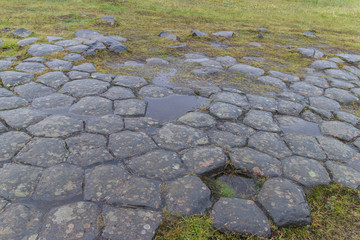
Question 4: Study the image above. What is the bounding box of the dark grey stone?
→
[325,88,358,104]
[248,131,292,159]
[69,96,113,116]
[302,31,316,37]
[91,72,115,82]
[146,58,170,66]
[124,117,160,131]
[102,206,162,240]
[0,71,34,86]
[208,130,247,148]
[212,31,234,37]
[211,198,271,238]
[154,123,208,151]
[217,122,256,137]
[247,94,277,112]
[14,82,55,100]
[277,99,304,116]
[17,37,38,47]
[309,96,341,111]
[67,71,90,80]
[85,115,124,134]
[101,86,135,100]
[0,131,31,162]
[0,204,42,240]
[305,76,329,88]
[37,71,69,88]
[12,28,32,37]
[0,108,47,129]
[75,30,103,39]
[113,75,148,89]
[46,36,64,42]
[45,59,73,70]
[211,91,248,107]
[0,88,14,97]
[269,70,300,82]
[335,111,360,125]
[290,82,323,97]
[84,164,161,208]
[229,64,264,77]
[31,93,75,109]
[283,156,330,187]
[181,146,227,175]
[27,115,83,137]
[192,67,225,76]
[109,131,156,158]
[217,175,258,198]
[0,96,28,110]
[0,163,42,199]
[72,63,96,72]
[139,85,173,98]
[54,39,81,47]
[320,121,360,141]
[337,53,360,63]
[27,44,63,56]
[284,134,326,160]
[194,86,221,97]
[128,150,186,180]
[166,175,211,215]
[38,202,98,240]
[257,178,311,227]
[66,133,113,166]
[243,110,280,132]
[215,56,237,66]
[33,163,83,201]
[63,53,84,61]
[230,147,281,177]
[325,69,358,81]
[192,30,208,37]
[159,31,178,40]
[310,60,337,70]
[114,99,147,116]
[14,137,67,167]
[59,79,109,97]
[298,47,324,58]
[257,76,287,89]
[177,112,216,128]
[15,62,46,73]
[317,136,358,163]
[0,60,12,70]
[326,161,360,189]
[278,91,305,103]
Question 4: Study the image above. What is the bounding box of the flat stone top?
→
[1,29,360,239]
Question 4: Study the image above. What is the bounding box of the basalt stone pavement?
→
[0,29,360,239]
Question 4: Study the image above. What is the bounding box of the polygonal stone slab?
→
[15,136,66,167]
[209,102,242,120]
[139,85,173,98]
[277,100,304,116]
[38,202,99,240]
[320,121,360,141]
[113,75,148,89]
[72,63,96,72]
[305,76,329,88]
[14,82,55,100]
[257,178,311,227]
[325,69,358,81]
[85,114,124,134]
[217,175,257,198]
[68,71,90,80]
[309,96,341,111]
[229,147,281,177]
[64,53,84,61]
[33,163,83,201]
[84,164,161,208]
[102,206,162,240]
[31,93,75,109]
[0,163,42,199]
[0,108,48,129]
[27,115,83,137]
[283,156,330,187]
[181,146,227,175]
[24,57,45,63]
[0,88,14,97]
[317,136,358,162]
[269,70,300,82]
[128,150,186,180]
[75,30,104,38]
[0,204,42,240]
[66,133,113,166]
[0,71,34,86]
[284,134,326,160]
[45,59,73,70]
[211,198,271,238]
[0,96,28,110]
[335,111,360,125]
[228,64,264,77]
[325,88,358,104]
[15,62,46,73]
[290,82,323,97]
[114,99,147,116]
[17,37,38,47]
[217,122,256,137]
[0,60,12,70]
[243,110,280,132]
[165,175,211,215]
[336,53,360,63]
[27,44,63,56]
[101,86,135,100]
[211,92,248,107]
[326,161,360,189]
[54,40,82,47]
[0,131,31,162]
[310,60,337,70]
[59,79,109,97]
[208,130,247,148]
[247,94,277,112]
[124,117,160,131]
[177,112,216,128]
[109,131,157,159]
[36,71,69,88]
[258,76,287,89]
[91,72,115,82]
[69,96,113,116]
[154,123,209,151]
[248,132,292,159]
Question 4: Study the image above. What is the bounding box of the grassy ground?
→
[1,0,360,239]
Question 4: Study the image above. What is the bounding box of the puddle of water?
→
[145,94,210,121]
[278,116,322,136]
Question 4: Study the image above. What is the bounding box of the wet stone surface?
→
[2,30,360,239]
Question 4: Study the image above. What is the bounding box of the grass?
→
[155,183,360,239]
